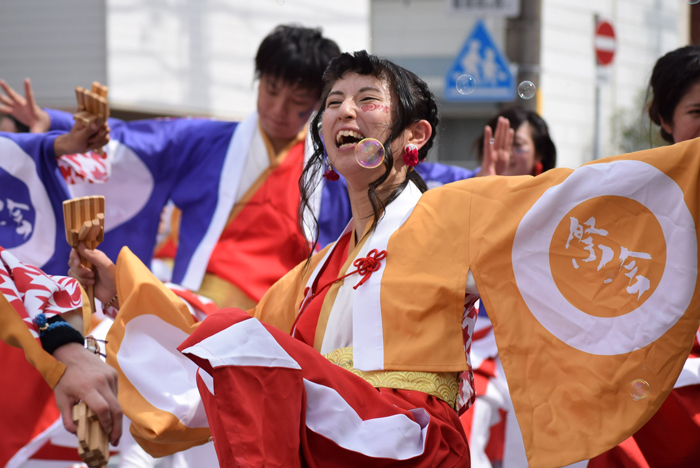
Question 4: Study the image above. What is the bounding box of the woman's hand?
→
[478,116,514,177]
[53,120,110,156]
[68,245,118,308]
[0,78,51,133]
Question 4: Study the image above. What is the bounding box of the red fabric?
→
[589,436,649,468]
[293,232,351,345]
[631,384,700,467]
[0,342,59,467]
[206,142,308,302]
[154,238,178,259]
[169,287,219,318]
[180,309,470,468]
[30,441,84,461]
[483,408,506,463]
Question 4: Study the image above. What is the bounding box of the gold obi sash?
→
[324,347,460,410]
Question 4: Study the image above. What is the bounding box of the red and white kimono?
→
[109,182,478,467]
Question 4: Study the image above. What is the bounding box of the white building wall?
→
[0,0,107,109]
[540,0,689,168]
[107,0,370,120]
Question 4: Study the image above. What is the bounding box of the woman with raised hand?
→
[478,106,556,178]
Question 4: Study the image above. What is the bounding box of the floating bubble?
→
[518,81,536,99]
[629,379,650,401]
[355,138,385,169]
[489,138,495,145]
[687,0,700,4]
[456,74,476,95]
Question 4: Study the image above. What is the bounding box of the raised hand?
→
[53,120,111,156]
[0,78,51,133]
[68,245,118,309]
[479,116,514,177]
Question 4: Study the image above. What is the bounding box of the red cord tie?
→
[352,249,387,289]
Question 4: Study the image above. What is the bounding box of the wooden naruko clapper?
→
[63,196,110,467]
[74,82,110,154]
[73,401,109,467]
[62,195,105,313]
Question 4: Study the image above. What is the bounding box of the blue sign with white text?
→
[445,20,515,102]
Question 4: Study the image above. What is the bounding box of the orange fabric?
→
[381,138,700,467]
[205,141,308,303]
[0,293,65,388]
[108,247,207,457]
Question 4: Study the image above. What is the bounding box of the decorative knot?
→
[352,249,387,289]
[33,313,49,332]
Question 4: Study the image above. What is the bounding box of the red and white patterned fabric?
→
[165,283,219,321]
[0,248,83,339]
[57,151,110,185]
[179,308,470,468]
[458,295,479,413]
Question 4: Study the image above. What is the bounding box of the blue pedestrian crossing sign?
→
[445,20,515,102]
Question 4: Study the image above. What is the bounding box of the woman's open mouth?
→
[335,130,365,148]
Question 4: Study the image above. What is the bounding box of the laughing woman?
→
[74,50,477,467]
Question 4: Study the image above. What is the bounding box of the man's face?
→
[257,74,318,142]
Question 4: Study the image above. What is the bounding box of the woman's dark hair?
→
[255,25,341,97]
[299,50,439,251]
[648,45,700,144]
[476,106,556,173]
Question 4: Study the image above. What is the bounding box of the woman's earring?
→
[323,158,340,181]
[533,161,543,176]
[403,144,419,171]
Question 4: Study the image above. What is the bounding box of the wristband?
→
[34,314,84,355]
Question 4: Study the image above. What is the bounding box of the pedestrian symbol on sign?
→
[445,20,515,102]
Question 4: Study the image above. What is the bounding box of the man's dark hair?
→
[255,25,341,97]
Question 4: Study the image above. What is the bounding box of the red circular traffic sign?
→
[595,20,616,66]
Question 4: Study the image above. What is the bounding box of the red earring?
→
[323,159,339,181]
[533,161,543,176]
[403,144,419,170]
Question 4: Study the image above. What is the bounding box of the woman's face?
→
[662,80,700,144]
[321,72,403,185]
[502,121,538,176]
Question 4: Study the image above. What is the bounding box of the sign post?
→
[593,17,616,160]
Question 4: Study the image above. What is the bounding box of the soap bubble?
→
[355,138,385,169]
[629,379,650,401]
[687,0,700,4]
[456,74,476,95]
[518,81,536,99]
[489,138,495,145]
